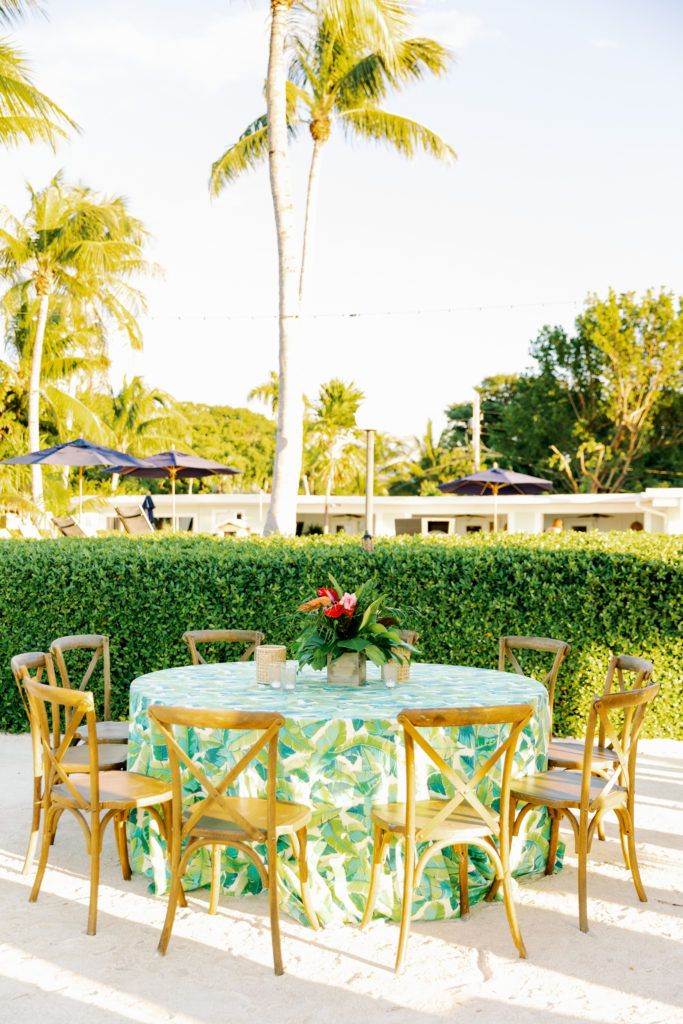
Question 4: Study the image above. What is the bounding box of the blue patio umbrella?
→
[106,448,241,531]
[0,437,149,517]
[438,465,553,530]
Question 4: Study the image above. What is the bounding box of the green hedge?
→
[1,532,681,738]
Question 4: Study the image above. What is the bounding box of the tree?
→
[306,377,364,530]
[211,11,453,307]
[0,174,156,503]
[443,289,683,493]
[388,419,472,495]
[247,370,279,415]
[0,36,76,148]
[214,0,415,535]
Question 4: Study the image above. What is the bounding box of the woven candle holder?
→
[255,644,287,684]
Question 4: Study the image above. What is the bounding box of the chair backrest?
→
[115,505,154,535]
[10,651,60,749]
[24,677,100,810]
[182,629,265,665]
[580,680,660,812]
[597,654,654,749]
[148,705,284,842]
[398,630,420,647]
[397,703,534,843]
[52,516,87,538]
[49,634,112,721]
[498,636,571,722]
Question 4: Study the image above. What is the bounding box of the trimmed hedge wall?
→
[1,531,681,738]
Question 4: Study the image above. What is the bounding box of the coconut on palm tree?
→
[0,174,157,504]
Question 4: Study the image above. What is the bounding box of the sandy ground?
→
[0,733,682,1024]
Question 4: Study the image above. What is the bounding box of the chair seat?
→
[52,770,172,810]
[548,738,617,771]
[62,743,128,772]
[511,770,626,811]
[76,721,130,745]
[370,800,491,841]
[186,796,312,841]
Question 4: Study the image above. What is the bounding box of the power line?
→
[144,297,583,324]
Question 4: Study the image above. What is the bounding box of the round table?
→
[127,662,557,926]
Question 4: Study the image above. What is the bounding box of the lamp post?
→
[362,426,375,552]
[357,400,379,553]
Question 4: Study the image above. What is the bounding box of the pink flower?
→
[339,592,357,618]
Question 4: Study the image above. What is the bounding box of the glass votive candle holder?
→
[283,661,298,691]
[268,661,283,689]
[382,661,398,688]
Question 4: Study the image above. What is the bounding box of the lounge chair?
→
[115,505,154,535]
[53,516,88,537]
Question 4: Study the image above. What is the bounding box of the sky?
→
[3,0,683,440]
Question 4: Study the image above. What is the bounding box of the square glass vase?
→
[326,651,367,687]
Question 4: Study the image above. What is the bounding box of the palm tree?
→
[307,377,365,531]
[0,37,77,148]
[212,14,453,308]
[388,420,472,495]
[0,174,156,503]
[248,370,279,415]
[96,376,190,490]
[218,0,412,536]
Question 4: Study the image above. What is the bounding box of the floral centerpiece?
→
[293,576,416,686]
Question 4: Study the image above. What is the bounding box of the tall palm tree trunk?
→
[28,288,50,505]
[298,137,325,307]
[263,0,304,536]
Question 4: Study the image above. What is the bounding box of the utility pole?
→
[472,391,481,471]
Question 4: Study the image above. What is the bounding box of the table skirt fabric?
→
[127,663,560,926]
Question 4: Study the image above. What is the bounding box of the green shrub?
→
[1,531,680,737]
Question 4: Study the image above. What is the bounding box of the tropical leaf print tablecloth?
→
[127,662,559,926]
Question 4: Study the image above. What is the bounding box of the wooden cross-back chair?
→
[49,634,130,744]
[52,516,88,537]
[547,655,654,772]
[11,651,128,874]
[499,636,570,731]
[182,629,264,665]
[361,703,534,972]
[24,677,172,935]
[148,704,318,975]
[510,680,659,932]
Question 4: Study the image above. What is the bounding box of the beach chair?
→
[52,516,88,537]
[115,504,154,534]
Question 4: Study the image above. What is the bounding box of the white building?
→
[86,487,683,536]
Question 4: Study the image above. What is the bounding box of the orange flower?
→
[298,595,332,612]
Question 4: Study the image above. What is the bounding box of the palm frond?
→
[0,39,78,148]
[340,106,455,162]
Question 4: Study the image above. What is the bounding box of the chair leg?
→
[577,818,589,933]
[457,845,470,917]
[28,804,55,904]
[295,827,318,930]
[360,824,389,930]
[395,836,415,974]
[22,776,43,874]
[266,835,284,976]
[87,811,101,936]
[546,810,561,875]
[619,809,646,902]
[158,850,184,955]
[114,813,132,881]
[208,844,222,915]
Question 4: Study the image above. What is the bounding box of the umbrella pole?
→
[79,467,83,519]
[171,472,176,532]
[493,483,499,532]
